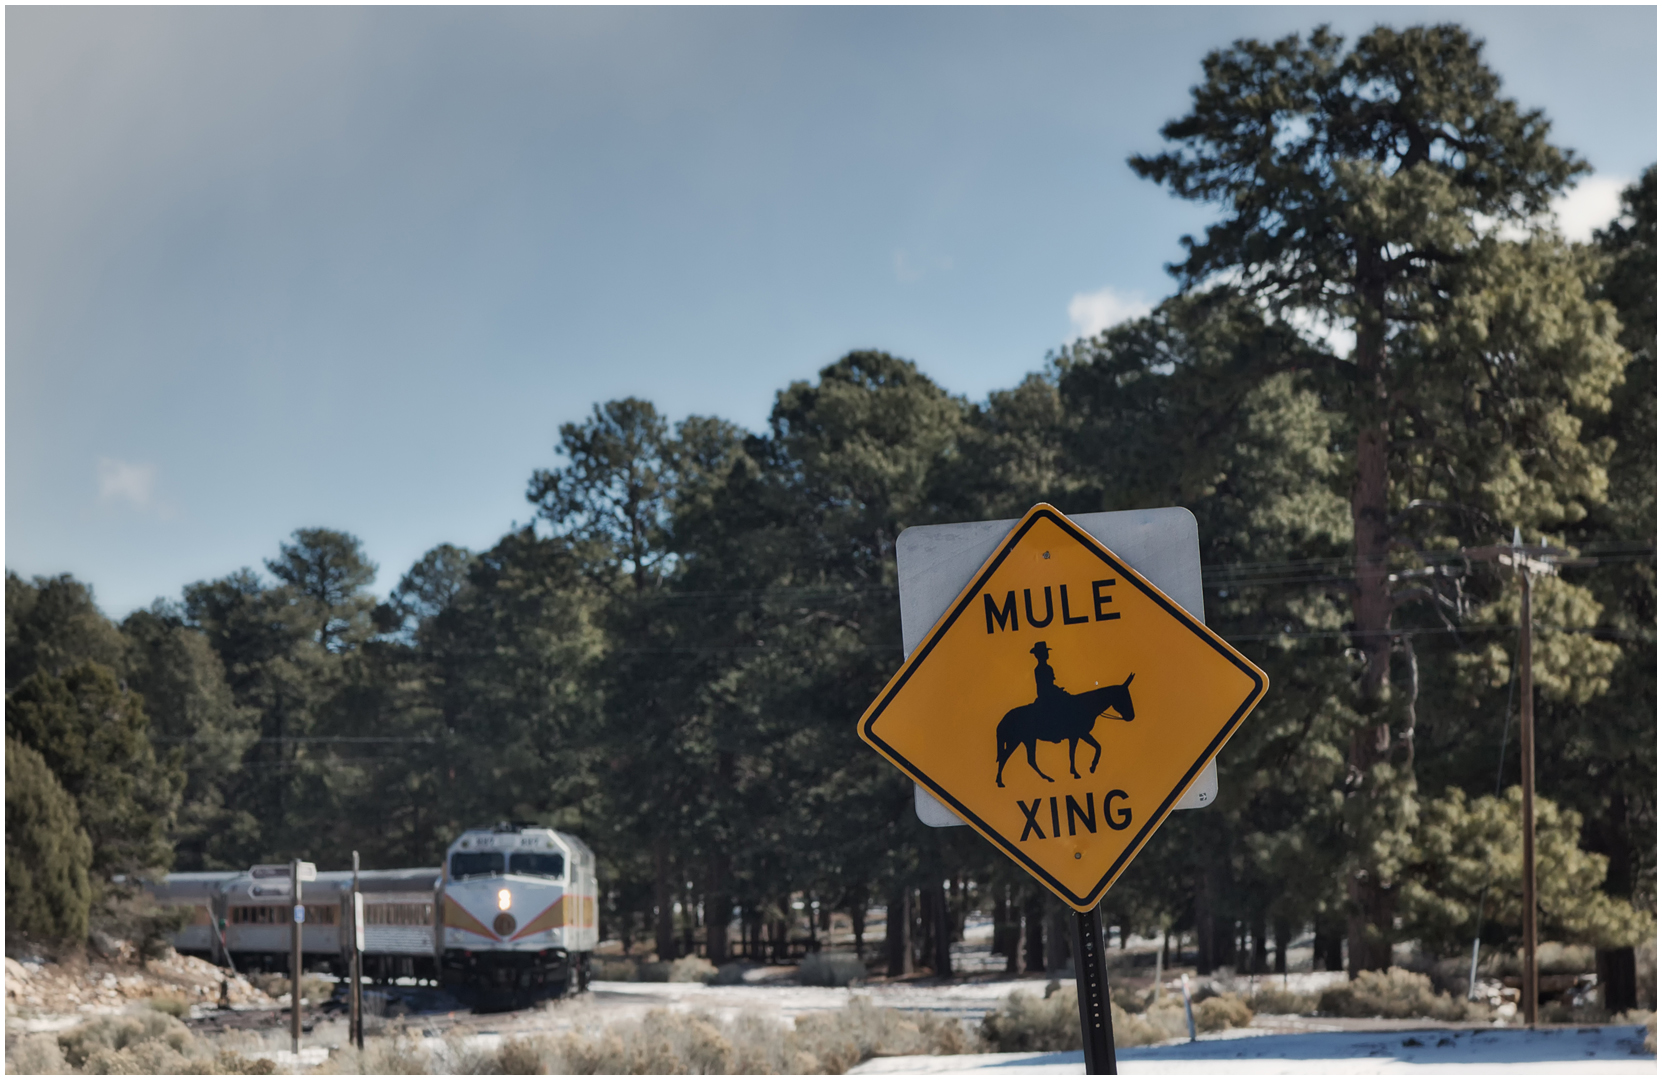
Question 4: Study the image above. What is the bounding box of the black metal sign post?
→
[1070,906,1117,1075]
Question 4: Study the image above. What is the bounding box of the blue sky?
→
[7,6,1656,616]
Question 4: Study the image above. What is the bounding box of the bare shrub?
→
[796,952,867,987]
[58,1013,192,1070]
[490,998,970,1074]
[982,987,1193,1052]
[7,1033,71,1074]
[590,957,637,981]
[52,1012,274,1075]
[552,1008,736,1073]
[669,956,718,983]
[494,1035,549,1074]
[1194,993,1253,1032]
[1136,998,1192,1042]
[1248,987,1317,1015]
[1318,968,1479,1020]
[790,996,976,1072]
[147,992,191,1017]
[636,961,671,982]
[1111,986,1151,1014]
[316,1024,433,1075]
[980,988,1080,1053]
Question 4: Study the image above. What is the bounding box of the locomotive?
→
[439,824,597,1007]
[143,824,596,1010]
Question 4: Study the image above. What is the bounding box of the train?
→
[140,824,597,1009]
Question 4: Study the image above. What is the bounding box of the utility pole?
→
[1462,530,1592,1027]
[291,858,303,1055]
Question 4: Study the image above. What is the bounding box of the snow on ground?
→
[585,975,1058,1023]
[849,1025,1656,1075]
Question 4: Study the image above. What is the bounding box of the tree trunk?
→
[885,888,913,977]
[1347,280,1405,976]
[922,881,953,977]
[1273,916,1290,975]
[1006,896,1025,974]
[681,881,697,959]
[1023,891,1046,973]
[1194,869,1215,975]
[1313,919,1344,972]
[1045,899,1071,977]
[851,900,866,960]
[1251,910,1268,975]
[653,838,676,961]
[706,854,730,965]
[992,892,1009,957]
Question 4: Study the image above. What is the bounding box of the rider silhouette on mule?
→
[995,641,1136,787]
[1031,641,1064,701]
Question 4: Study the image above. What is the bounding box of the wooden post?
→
[1070,906,1117,1075]
[351,851,364,1050]
[290,858,303,1055]
[1519,569,1539,1027]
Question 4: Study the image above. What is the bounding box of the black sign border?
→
[860,506,1267,908]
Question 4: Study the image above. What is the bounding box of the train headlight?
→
[497,888,512,911]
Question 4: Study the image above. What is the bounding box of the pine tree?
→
[5,736,94,947]
[1130,22,1622,972]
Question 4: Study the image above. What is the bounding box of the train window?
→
[231,906,281,924]
[450,851,504,880]
[231,905,336,925]
[508,852,564,879]
[366,902,433,926]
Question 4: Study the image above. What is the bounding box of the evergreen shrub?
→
[4,737,93,946]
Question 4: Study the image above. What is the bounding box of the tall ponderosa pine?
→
[1131,23,1621,971]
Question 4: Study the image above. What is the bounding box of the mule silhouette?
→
[995,662,1135,788]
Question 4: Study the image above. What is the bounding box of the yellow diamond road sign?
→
[858,504,1268,911]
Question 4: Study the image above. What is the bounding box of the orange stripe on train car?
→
[442,894,498,941]
[510,895,567,940]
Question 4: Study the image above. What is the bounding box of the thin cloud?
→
[97,457,157,508]
[1068,285,1151,340]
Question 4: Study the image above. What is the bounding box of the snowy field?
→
[849,1024,1657,1074]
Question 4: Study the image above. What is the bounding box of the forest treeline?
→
[6,24,1655,977]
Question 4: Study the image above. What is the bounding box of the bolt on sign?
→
[858,504,1268,911]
